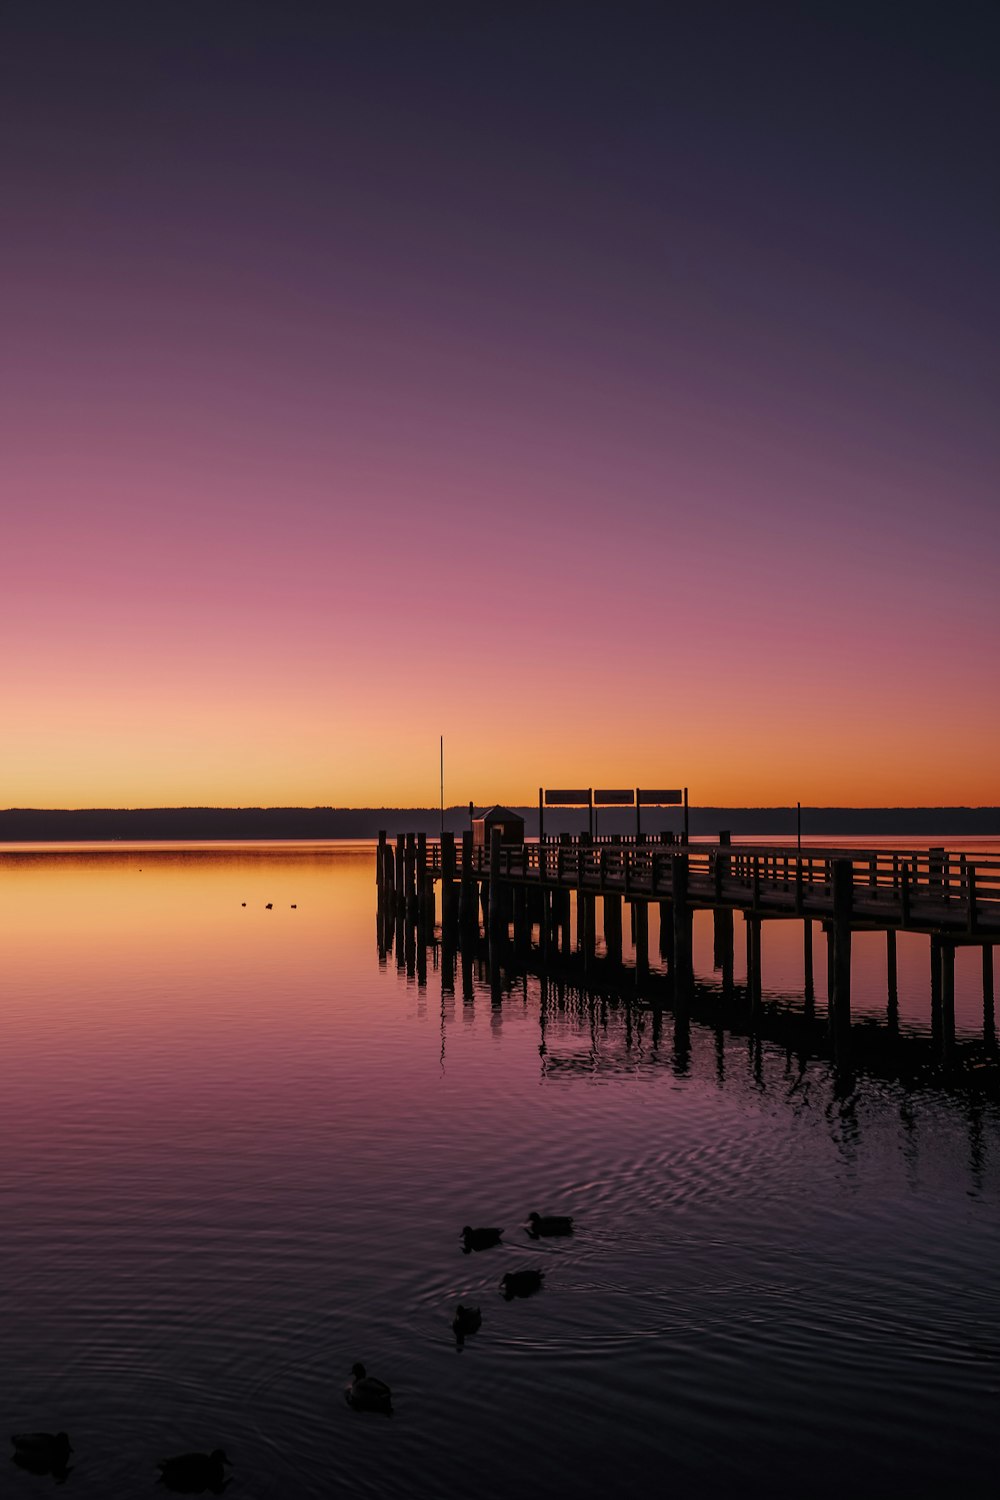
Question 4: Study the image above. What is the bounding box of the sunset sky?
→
[2,1,996,809]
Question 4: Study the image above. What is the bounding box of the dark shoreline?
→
[1,806,997,842]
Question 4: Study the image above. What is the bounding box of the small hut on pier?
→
[472,805,525,849]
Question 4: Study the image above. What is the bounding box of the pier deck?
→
[417,837,1000,939]
[377,832,998,1059]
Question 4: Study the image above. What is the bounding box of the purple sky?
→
[2,2,997,806]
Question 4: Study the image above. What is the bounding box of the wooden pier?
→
[376,831,999,1060]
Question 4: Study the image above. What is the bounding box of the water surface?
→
[2,843,998,1498]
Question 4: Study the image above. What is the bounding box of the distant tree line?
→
[0,806,997,841]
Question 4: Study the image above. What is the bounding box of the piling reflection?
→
[377,874,1000,1109]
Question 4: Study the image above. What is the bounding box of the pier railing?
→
[421,838,1000,937]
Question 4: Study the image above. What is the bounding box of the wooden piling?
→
[380,836,396,917]
[746,914,762,1012]
[441,831,457,927]
[559,889,572,957]
[940,940,956,1063]
[416,832,428,928]
[513,883,529,954]
[604,893,623,963]
[460,830,475,931]
[829,859,853,1049]
[404,833,417,919]
[672,853,693,988]
[803,918,814,1010]
[660,901,675,963]
[634,900,649,979]
[712,908,733,972]
[488,827,502,937]
[887,928,898,1033]
[539,888,552,956]
[984,945,996,1048]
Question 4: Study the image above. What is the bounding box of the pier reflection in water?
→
[1,843,998,1500]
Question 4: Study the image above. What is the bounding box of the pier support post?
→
[416,833,428,931]
[984,945,996,1050]
[380,835,396,920]
[713,908,733,974]
[460,929,474,1001]
[671,853,693,992]
[578,896,596,964]
[559,889,572,957]
[404,833,417,921]
[395,833,405,919]
[659,900,677,960]
[441,831,457,929]
[488,827,502,939]
[395,874,405,973]
[460,830,478,933]
[887,929,898,1033]
[604,894,623,964]
[746,915,762,1012]
[633,901,649,979]
[513,884,529,955]
[830,859,853,1053]
[539,889,552,956]
[803,919,814,1017]
[660,902,675,964]
[377,829,387,902]
[930,935,943,1051]
[940,940,956,1065]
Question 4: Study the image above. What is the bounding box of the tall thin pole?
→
[440,736,444,836]
[796,800,801,853]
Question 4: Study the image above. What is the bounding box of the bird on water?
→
[461,1225,503,1252]
[526,1212,574,1237]
[452,1303,482,1343]
[346,1363,393,1413]
[11,1432,72,1477]
[157,1449,231,1494]
[500,1270,544,1299]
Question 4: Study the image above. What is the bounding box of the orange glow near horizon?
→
[4,595,998,808]
[2,7,997,814]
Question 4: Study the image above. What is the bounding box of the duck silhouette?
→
[526,1212,574,1237]
[500,1269,544,1299]
[461,1225,503,1253]
[452,1303,482,1345]
[346,1362,392,1414]
[11,1432,72,1479]
[157,1448,231,1494]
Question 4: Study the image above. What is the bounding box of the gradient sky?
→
[2,1,997,808]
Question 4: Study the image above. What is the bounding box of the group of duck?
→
[347,1212,575,1410]
[10,1432,229,1493]
[347,1209,576,1417]
[9,1211,574,1490]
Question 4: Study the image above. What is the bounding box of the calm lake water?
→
[2,841,998,1499]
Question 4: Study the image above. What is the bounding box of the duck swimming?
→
[346,1362,392,1414]
[526,1212,574,1237]
[500,1270,544,1299]
[157,1449,231,1494]
[11,1432,72,1477]
[452,1303,482,1342]
[461,1225,503,1253]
